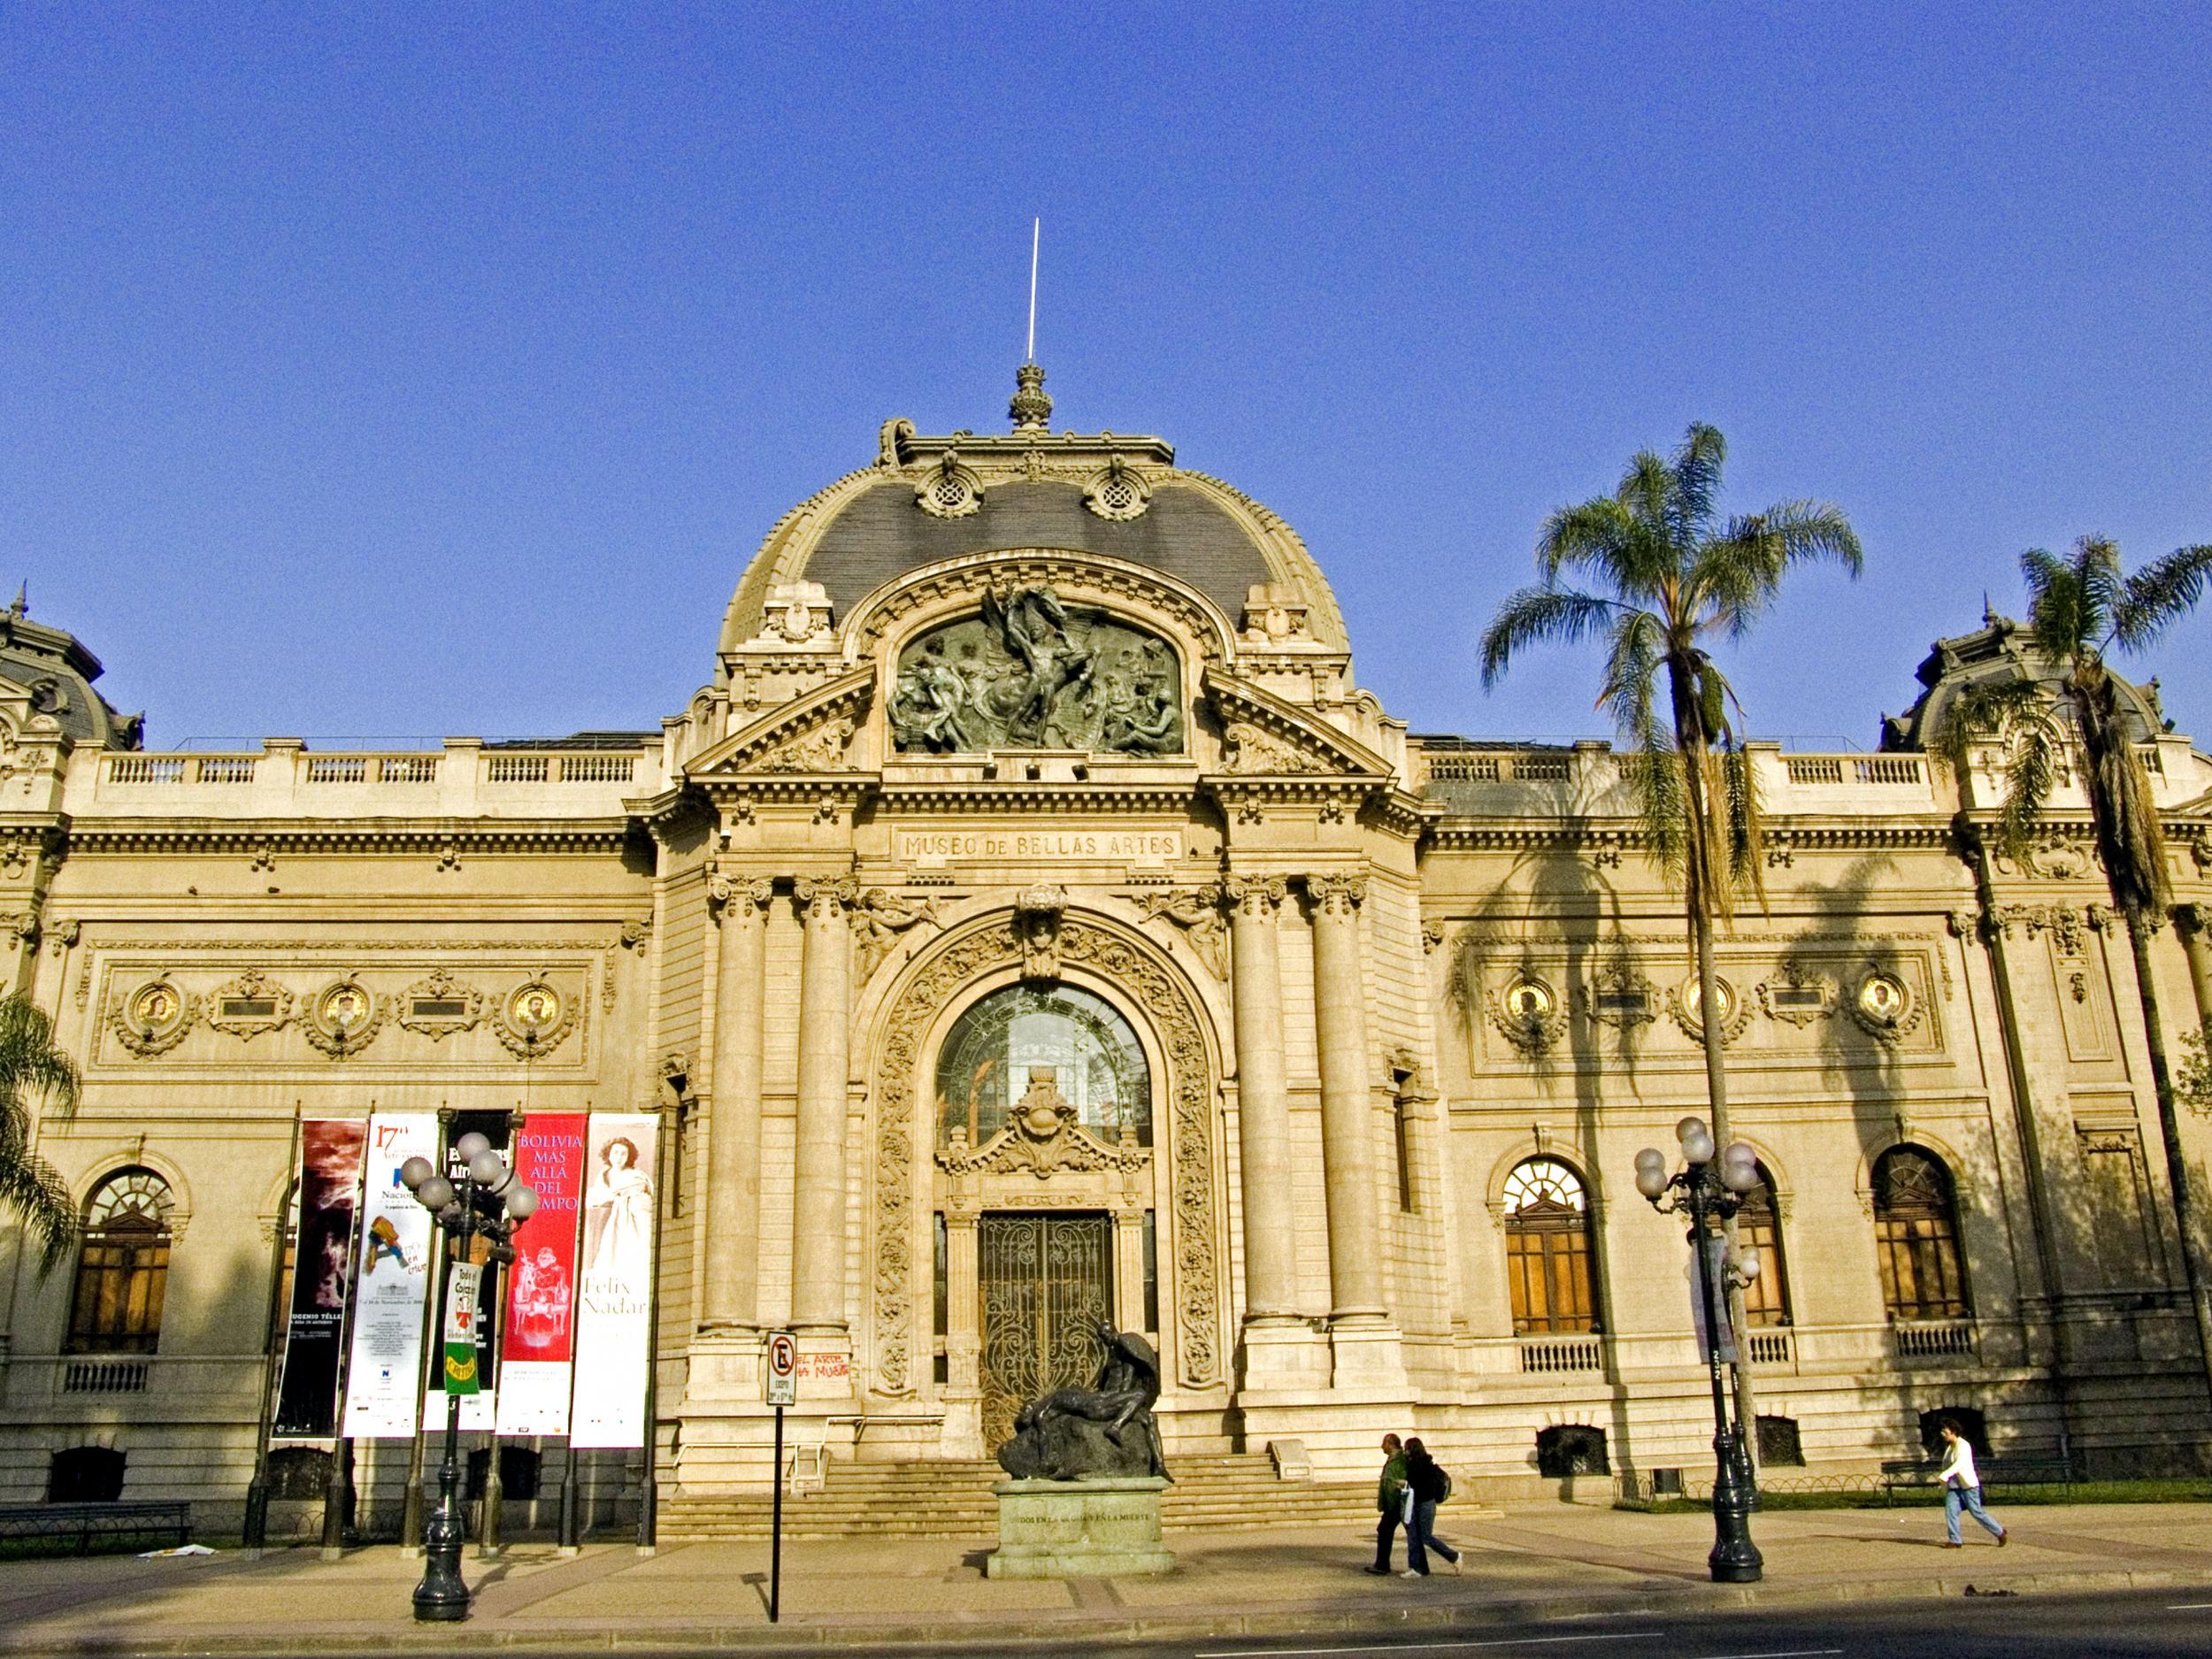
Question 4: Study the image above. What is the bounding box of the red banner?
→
[494,1111,587,1435]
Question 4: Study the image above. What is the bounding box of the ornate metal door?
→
[979,1212,1112,1452]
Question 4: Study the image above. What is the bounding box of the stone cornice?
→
[1424,818,1956,853]
[686,665,875,776]
[59,819,634,856]
[1201,667,1391,780]
[872,783,1202,814]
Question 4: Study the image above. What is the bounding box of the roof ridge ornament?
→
[1010,361,1052,432]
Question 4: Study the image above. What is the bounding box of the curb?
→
[2,1564,2205,1656]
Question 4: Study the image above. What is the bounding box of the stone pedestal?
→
[986,1477,1174,1579]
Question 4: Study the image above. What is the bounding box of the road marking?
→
[1195,1635,1661,1658]
[2169,1601,2212,1609]
[1692,1650,1843,1658]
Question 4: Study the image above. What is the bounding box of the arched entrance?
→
[865,910,1224,1457]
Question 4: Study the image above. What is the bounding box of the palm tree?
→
[1480,422,1862,1455]
[1933,534,2212,1383]
[0,993,80,1269]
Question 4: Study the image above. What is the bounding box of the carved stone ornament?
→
[851,887,943,982]
[1488,972,1568,1054]
[1849,969,1924,1042]
[873,915,1220,1396]
[1577,963,1656,1029]
[1757,965,1838,1027]
[888,586,1184,756]
[1240,582,1311,645]
[915,449,984,519]
[1081,453,1151,522]
[303,979,385,1058]
[110,975,196,1057]
[495,979,577,1057]
[1135,887,1228,980]
[757,718,856,774]
[1015,884,1069,982]
[754,580,834,646]
[935,1066,1150,1180]
[398,966,485,1041]
[707,871,775,922]
[1009,361,1053,431]
[1669,973,1752,1045]
[204,967,296,1041]
[1221,719,1330,776]
[1993,836,2096,880]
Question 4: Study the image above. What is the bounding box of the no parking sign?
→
[765,1330,797,1406]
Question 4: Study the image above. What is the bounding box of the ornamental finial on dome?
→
[1010,361,1052,431]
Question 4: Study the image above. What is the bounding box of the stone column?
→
[791,877,855,1333]
[701,873,772,1332]
[2178,905,2212,1030]
[1225,875,1297,1320]
[1307,875,1387,1321]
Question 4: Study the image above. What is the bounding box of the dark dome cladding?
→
[801,480,1274,622]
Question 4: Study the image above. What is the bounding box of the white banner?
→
[568,1113,659,1448]
[340,1114,438,1438]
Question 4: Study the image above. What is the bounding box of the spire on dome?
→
[1010,361,1052,431]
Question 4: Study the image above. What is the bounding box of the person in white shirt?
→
[1935,1417,2008,1548]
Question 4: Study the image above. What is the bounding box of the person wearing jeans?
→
[1935,1418,2008,1548]
[1401,1437,1462,1577]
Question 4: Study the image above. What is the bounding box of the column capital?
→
[794,875,859,918]
[1305,873,1367,917]
[1222,873,1286,919]
[707,871,776,921]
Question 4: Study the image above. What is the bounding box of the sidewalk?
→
[2,1501,2208,1655]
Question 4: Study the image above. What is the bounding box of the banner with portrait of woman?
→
[567,1112,659,1448]
[273,1118,370,1439]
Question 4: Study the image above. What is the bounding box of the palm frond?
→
[1617,450,1677,541]
[2071,535,2124,649]
[1720,741,1770,918]
[1926,677,2047,777]
[2021,546,2088,664]
[2115,542,2212,653]
[1670,423,1727,545]
[1995,716,2062,864]
[1620,741,1688,886]
[2074,663,2174,920]
[1479,586,1617,688]
[1598,608,1668,745]
[1536,495,1642,590]
[0,996,82,1270]
[0,1139,78,1271]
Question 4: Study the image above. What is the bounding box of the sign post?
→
[764,1331,796,1624]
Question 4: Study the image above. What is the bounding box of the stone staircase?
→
[659,1453,1379,1540]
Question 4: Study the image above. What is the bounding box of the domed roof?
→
[1880,607,2166,752]
[718,368,1346,664]
[0,596,142,750]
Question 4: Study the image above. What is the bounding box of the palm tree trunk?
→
[1675,730,1759,1460]
[1691,893,1760,1462]
[2126,913,2212,1398]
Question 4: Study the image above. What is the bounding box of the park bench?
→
[0,1501,192,1555]
[1878,1455,2074,1503]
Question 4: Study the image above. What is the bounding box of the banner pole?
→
[400,1109,453,1556]
[242,1106,302,1556]
[770,1404,784,1624]
[636,1102,667,1555]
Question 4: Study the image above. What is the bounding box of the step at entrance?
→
[658,1453,1381,1540]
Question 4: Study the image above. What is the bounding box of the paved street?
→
[0,1501,2207,1655]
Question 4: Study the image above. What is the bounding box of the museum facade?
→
[4,365,2211,1525]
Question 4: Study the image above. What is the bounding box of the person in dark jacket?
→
[1400,1437,1461,1576]
[1364,1433,1407,1574]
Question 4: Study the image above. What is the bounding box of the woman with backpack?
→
[1400,1437,1462,1577]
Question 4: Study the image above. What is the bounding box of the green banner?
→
[442,1261,483,1395]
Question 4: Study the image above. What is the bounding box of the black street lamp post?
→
[1634,1117,1765,1584]
[400,1133,539,1623]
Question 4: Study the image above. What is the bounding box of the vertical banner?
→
[340,1113,438,1438]
[568,1113,659,1448]
[273,1118,370,1439]
[495,1112,588,1435]
[1688,1234,1738,1363]
[443,1263,485,1394]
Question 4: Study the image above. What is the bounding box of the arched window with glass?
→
[934,983,1151,1149]
[68,1170,175,1354]
[1502,1158,1599,1334]
[1737,1163,1791,1327]
[1872,1146,1970,1320]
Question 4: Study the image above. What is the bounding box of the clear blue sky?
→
[6,4,2208,749]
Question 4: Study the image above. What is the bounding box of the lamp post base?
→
[412,1473,471,1621]
[1707,1430,1763,1583]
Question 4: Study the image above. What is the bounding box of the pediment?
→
[1202,668,1389,779]
[686,666,875,778]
